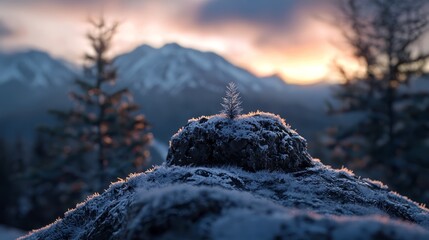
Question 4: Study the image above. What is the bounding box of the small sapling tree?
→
[221,82,242,119]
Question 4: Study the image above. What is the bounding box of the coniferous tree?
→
[0,138,13,224]
[3,137,31,228]
[0,138,37,229]
[13,137,25,173]
[11,135,66,230]
[328,0,429,203]
[221,82,242,119]
[29,17,152,227]
[43,17,152,189]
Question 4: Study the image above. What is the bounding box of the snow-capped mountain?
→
[0,50,75,87]
[260,73,296,90]
[0,44,334,164]
[115,43,286,94]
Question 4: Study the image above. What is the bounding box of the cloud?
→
[0,0,148,10]
[193,0,335,52]
[197,0,296,28]
[196,0,331,28]
[0,20,14,38]
[0,0,339,83]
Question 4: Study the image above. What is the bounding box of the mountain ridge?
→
[0,43,334,164]
[114,42,288,94]
[0,49,76,87]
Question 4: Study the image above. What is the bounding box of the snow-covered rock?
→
[167,112,313,172]
[20,165,429,239]
[20,112,429,239]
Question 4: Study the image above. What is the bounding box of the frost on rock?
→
[20,165,429,240]
[167,111,314,172]
[19,109,429,239]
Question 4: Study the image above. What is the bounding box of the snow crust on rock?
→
[19,110,429,239]
[167,111,314,172]
[21,164,429,240]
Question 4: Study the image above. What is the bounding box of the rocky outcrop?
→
[167,112,313,172]
[21,112,429,239]
[21,165,429,240]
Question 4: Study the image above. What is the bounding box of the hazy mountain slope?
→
[0,50,75,87]
[0,45,335,161]
[114,43,334,145]
[0,50,75,139]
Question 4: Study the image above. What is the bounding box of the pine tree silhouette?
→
[327,0,429,204]
[31,18,152,226]
[221,82,242,119]
[41,17,152,187]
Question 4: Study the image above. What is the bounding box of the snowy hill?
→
[21,112,429,239]
[0,50,75,87]
[115,43,284,94]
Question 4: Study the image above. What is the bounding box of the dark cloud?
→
[197,0,296,28]
[0,0,104,5]
[196,0,331,28]
[194,0,334,51]
[0,20,14,38]
[0,0,146,8]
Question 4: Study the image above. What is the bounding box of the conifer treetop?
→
[221,82,243,119]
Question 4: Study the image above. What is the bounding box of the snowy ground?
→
[20,163,429,239]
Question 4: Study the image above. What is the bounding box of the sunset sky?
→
[0,0,350,84]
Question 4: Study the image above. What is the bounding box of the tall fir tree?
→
[0,138,13,225]
[328,0,429,203]
[43,17,152,190]
[28,17,152,228]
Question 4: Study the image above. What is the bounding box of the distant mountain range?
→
[114,43,287,94]
[0,43,336,163]
[0,50,75,87]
